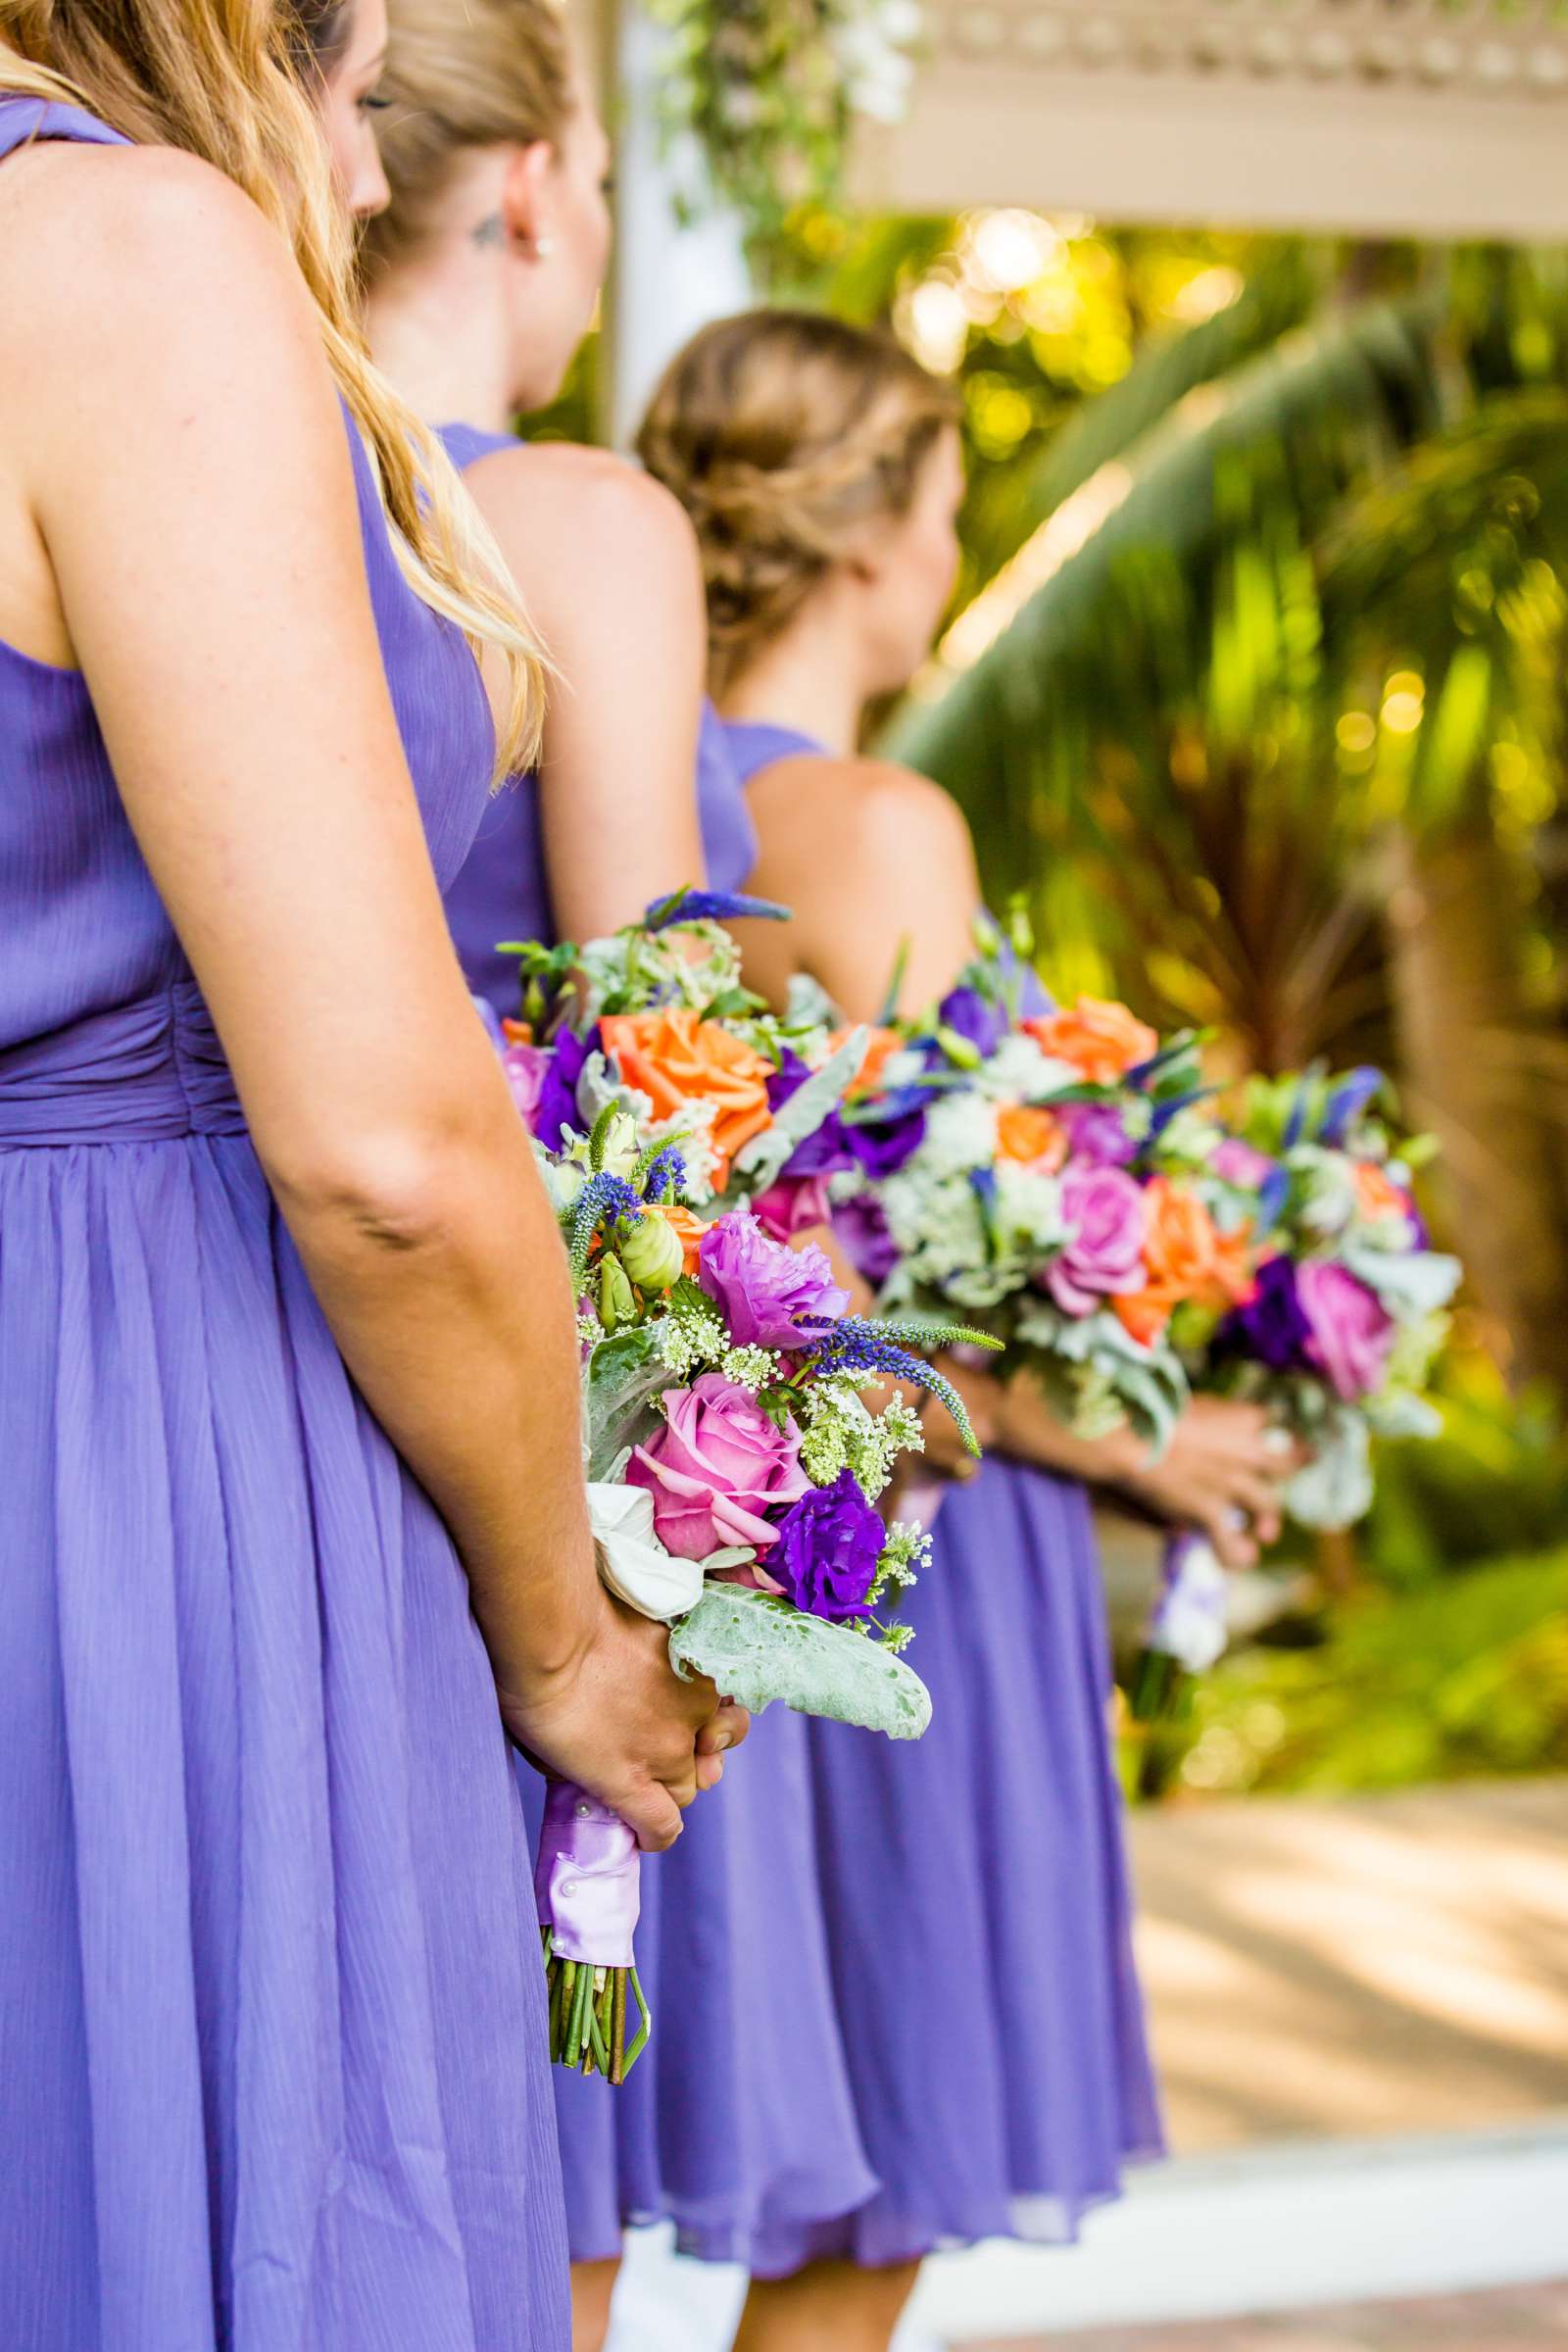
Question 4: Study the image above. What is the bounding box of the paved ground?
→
[961,2278,1568,2349]
[1125,1778,1568,2151]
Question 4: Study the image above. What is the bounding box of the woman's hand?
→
[1113,1398,1301,1569]
[499,1589,750,1853]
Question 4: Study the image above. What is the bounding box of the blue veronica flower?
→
[643,886,791,931]
[643,1146,689,1200]
[1320,1067,1385,1147]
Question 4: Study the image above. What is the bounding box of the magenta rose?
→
[500,1041,550,1129]
[1213,1139,1277,1192]
[750,1172,835,1244]
[626,1372,809,1559]
[1044,1161,1148,1316]
[1297,1260,1395,1401]
[698,1211,849,1349]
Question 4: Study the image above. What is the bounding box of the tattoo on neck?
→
[472,213,507,250]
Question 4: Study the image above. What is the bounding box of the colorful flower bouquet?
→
[487,888,870,1230]
[533,1099,995,2082]
[827,918,1253,1451]
[1130,1066,1461,1718]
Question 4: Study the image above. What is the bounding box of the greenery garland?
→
[644,0,923,270]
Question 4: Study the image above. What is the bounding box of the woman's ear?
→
[500,139,559,257]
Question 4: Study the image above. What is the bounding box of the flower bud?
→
[618,1210,685,1293]
[598,1253,636,1331]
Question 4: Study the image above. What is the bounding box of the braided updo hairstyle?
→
[637,309,961,699]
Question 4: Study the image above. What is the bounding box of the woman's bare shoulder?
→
[457,436,701,603]
[753,750,972,855]
[0,138,304,363]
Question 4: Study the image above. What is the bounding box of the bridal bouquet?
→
[486,887,869,1226]
[828,918,1254,1449]
[1130,1066,1461,1717]
[532,1099,993,2082]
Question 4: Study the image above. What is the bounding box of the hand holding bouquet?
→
[1132,1067,1460,1715]
[829,916,1252,1451]
[534,1097,996,2081]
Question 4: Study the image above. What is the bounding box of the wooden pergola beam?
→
[854,1,1568,242]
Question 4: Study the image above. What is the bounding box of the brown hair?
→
[638,309,960,697]
[0,0,544,773]
[361,0,573,277]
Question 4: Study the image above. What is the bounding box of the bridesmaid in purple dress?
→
[352,13,873,2348]
[0,20,738,2345]
[642,312,1298,2351]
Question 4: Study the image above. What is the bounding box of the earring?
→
[533,234,556,260]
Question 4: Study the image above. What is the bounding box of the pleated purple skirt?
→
[0,1132,570,2348]
[520,1699,878,2266]
[748,1457,1164,2276]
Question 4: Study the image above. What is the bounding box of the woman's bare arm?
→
[460,441,709,937]
[4,142,734,1844]
[739,750,1292,1553]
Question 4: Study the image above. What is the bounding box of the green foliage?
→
[1132,1547,1568,1803]
[644,0,920,279]
[1365,1348,1568,1586]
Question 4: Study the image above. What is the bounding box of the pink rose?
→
[627,1372,809,1559]
[750,1172,834,1244]
[1297,1260,1395,1401]
[1044,1161,1148,1317]
[501,1041,550,1129]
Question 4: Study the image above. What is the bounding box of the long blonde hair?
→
[639,309,961,699]
[361,0,573,279]
[0,1,544,773]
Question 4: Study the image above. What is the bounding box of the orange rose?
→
[828,1024,905,1101]
[1210,1221,1259,1309]
[649,1201,706,1278]
[1023,997,1159,1087]
[1112,1290,1173,1348]
[1353,1162,1409,1224]
[600,1008,772,1187]
[997,1102,1069,1172]
[1111,1177,1226,1347]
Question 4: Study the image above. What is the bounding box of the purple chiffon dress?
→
[724,721,1165,2275]
[439,428,877,2265]
[0,101,569,2350]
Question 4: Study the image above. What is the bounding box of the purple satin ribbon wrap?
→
[534,1780,642,1968]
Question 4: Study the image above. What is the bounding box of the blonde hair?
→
[638,309,961,698]
[361,0,573,278]
[0,1,543,774]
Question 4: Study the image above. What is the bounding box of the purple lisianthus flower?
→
[1044,1161,1148,1316]
[1298,1259,1395,1401]
[534,1026,593,1147]
[755,1467,883,1621]
[845,1104,927,1178]
[831,1195,901,1289]
[1056,1100,1138,1168]
[765,1050,859,1182]
[698,1210,850,1348]
[939,984,1008,1060]
[1222,1251,1312,1372]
